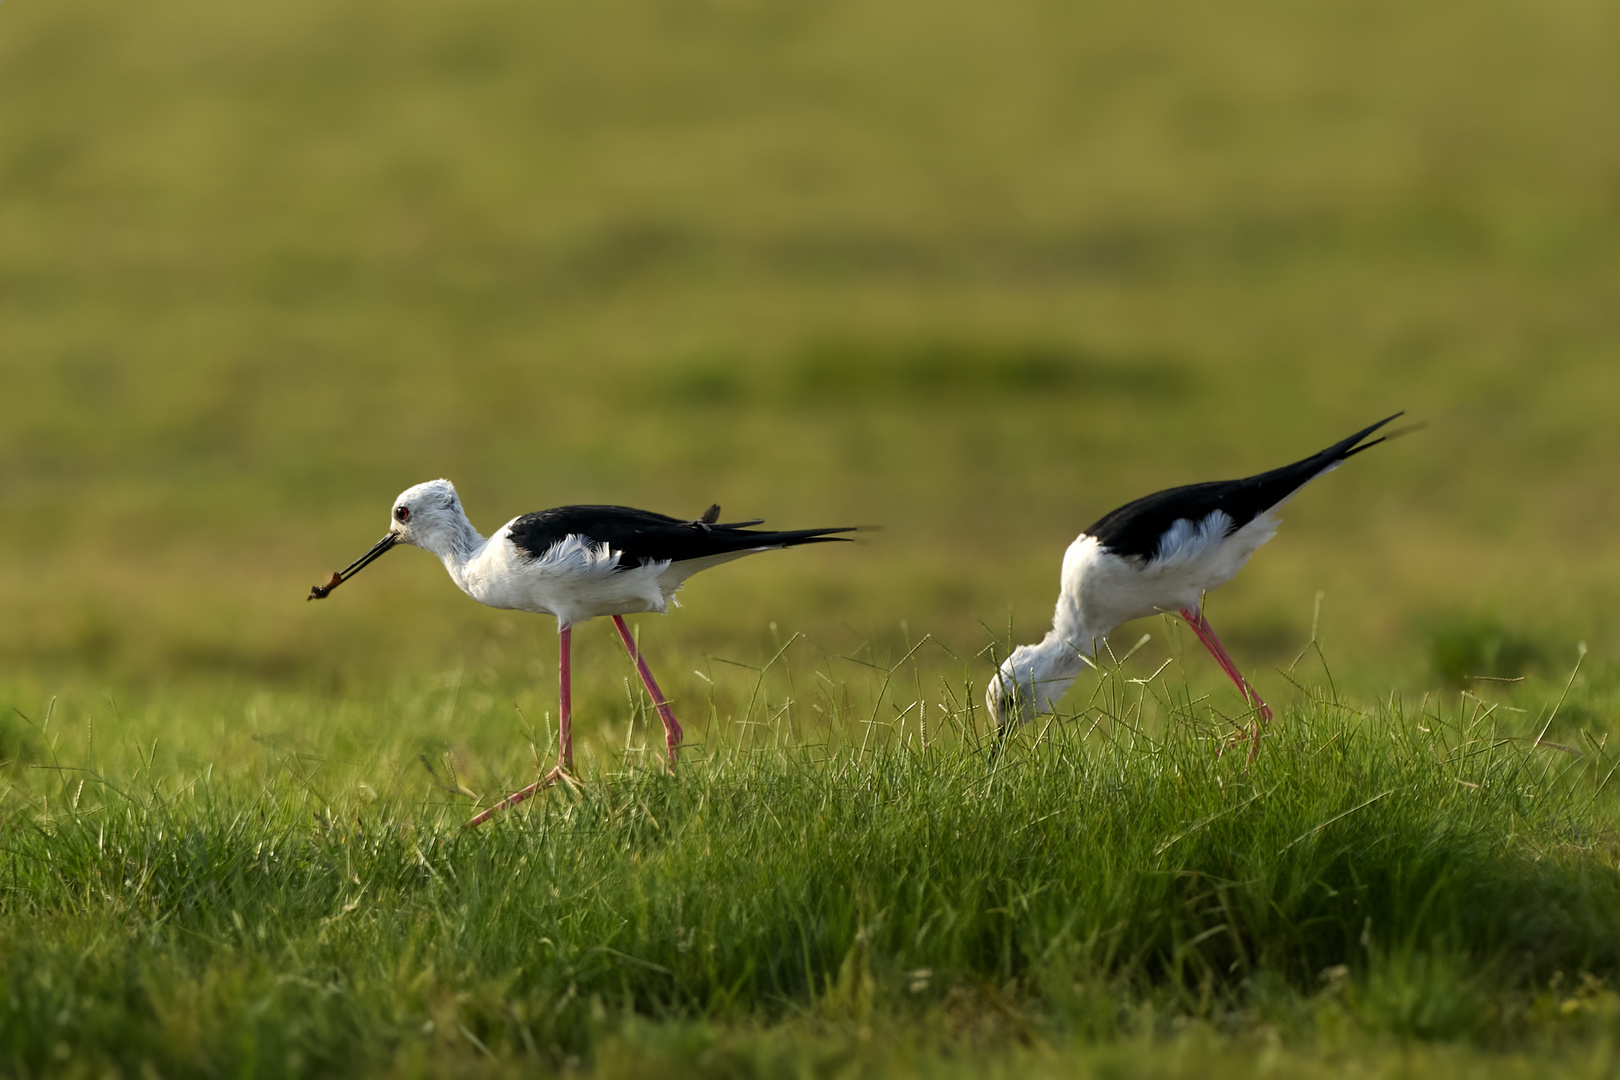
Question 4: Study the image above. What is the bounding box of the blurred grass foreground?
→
[3,0,1620,1074]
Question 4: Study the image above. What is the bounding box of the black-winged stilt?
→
[986,414,1401,760]
[309,481,853,822]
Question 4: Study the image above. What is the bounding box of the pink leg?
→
[612,615,684,766]
[558,623,573,767]
[1179,607,1272,761]
[467,624,574,827]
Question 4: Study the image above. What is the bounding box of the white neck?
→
[1005,624,1099,714]
[417,511,489,590]
[995,536,1118,722]
[1051,600,1108,658]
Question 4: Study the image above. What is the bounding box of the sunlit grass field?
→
[9,650,1620,1077]
[3,0,1620,1073]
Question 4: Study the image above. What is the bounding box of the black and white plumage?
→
[310,480,853,821]
[987,414,1401,759]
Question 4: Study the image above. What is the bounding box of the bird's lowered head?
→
[985,633,1089,735]
[389,479,480,558]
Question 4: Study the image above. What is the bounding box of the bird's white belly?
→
[457,535,673,625]
[1079,555,1232,624]
[1059,512,1281,634]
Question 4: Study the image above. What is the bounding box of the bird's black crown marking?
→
[1083,414,1402,562]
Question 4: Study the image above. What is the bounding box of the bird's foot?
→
[1212,701,1271,763]
[464,764,575,828]
[1215,727,1262,764]
[1244,697,1272,764]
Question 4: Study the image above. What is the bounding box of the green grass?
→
[4,639,1620,1076]
[5,0,1620,1072]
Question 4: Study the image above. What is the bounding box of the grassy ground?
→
[4,0,1620,1073]
[5,648,1620,1076]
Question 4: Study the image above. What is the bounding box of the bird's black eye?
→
[395,505,410,522]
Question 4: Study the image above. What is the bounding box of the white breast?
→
[460,532,674,625]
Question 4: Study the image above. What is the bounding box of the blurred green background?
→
[3,0,1618,715]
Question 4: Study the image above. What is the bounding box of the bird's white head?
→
[390,479,476,557]
[307,478,484,602]
[985,637,1086,734]
[986,658,1038,734]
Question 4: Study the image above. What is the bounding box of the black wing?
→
[506,504,854,566]
[1085,414,1401,560]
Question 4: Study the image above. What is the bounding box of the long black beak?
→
[308,532,400,600]
[987,721,1010,765]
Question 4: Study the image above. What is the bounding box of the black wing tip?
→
[1340,411,1411,460]
[683,501,870,539]
[741,524,871,549]
[722,523,868,539]
[777,525,865,544]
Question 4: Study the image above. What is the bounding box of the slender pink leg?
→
[612,615,684,766]
[557,623,573,767]
[466,624,573,827]
[1179,607,1272,761]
